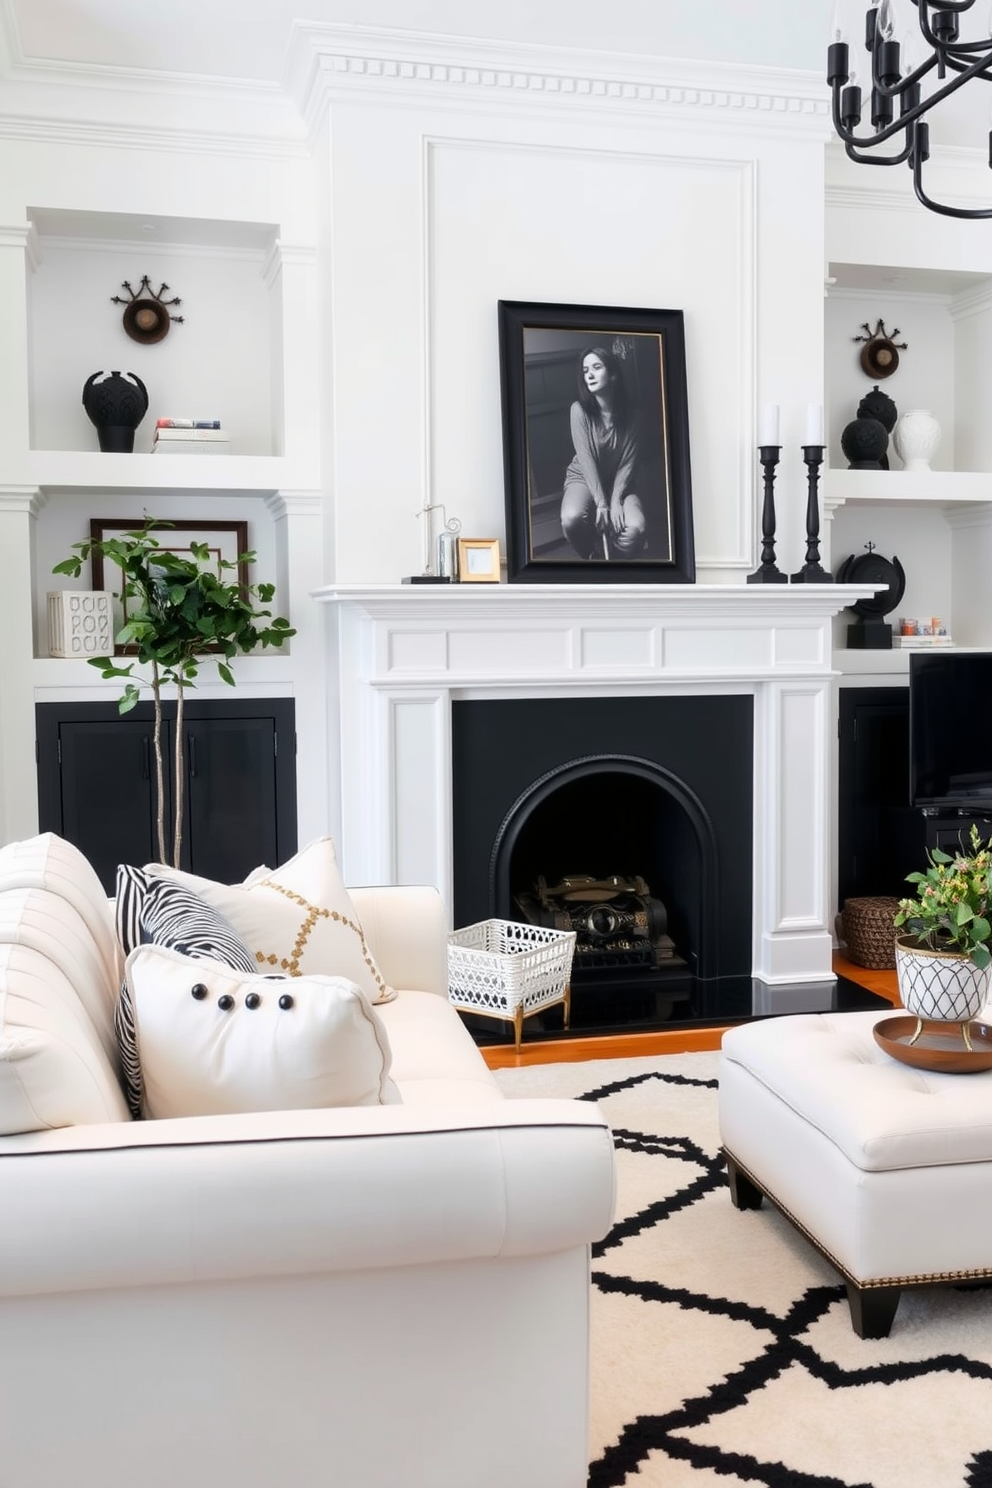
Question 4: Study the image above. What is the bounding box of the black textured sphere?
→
[190,983,208,1001]
[841,416,888,469]
[245,992,262,1010]
[217,994,235,1012]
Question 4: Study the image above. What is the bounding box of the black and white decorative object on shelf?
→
[835,543,906,649]
[81,370,149,453]
[46,590,114,657]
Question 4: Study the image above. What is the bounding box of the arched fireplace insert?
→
[452,693,754,1032]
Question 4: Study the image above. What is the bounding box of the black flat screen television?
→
[909,651,992,808]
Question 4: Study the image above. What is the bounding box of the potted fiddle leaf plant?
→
[892,823,992,1026]
[53,517,295,868]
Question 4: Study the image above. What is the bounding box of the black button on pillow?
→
[245,992,262,1010]
[114,865,258,1118]
[191,983,208,1001]
[217,994,235,1012]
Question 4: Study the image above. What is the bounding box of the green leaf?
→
[974,943,992,971]
[931,847,953,864]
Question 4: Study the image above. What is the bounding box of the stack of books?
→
[151,418,230,455]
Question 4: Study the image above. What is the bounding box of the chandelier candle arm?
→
[827,0,992,217]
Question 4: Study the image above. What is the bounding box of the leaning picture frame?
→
[89,517,250,655]
[456,537,501,583]
[497,300,695,584]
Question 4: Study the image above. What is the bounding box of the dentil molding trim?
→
[288,23,830,142]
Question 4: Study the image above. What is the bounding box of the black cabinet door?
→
[837,686,925,906]
[37,698,297,894]
[181,715,283,883]
[49,716,167,896]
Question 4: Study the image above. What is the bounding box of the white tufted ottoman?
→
[719,1010,992,1338]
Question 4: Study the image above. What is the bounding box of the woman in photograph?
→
[560,345,647,560]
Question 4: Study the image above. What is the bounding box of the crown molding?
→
[286,22,830,143]
[948,283,992,322]
[0,110,308,159]
[264,490,322,520]
[0,485,47,516]
[826,281,953,307]
[261,241,317,289]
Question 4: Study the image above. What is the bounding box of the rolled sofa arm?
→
[0,1099,616,1299]
[348,884,449,996]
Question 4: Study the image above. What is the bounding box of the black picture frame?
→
[498,300,695,584]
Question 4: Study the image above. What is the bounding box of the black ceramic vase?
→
[81,370,149,453]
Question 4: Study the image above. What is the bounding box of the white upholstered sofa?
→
[0,834,616,1488]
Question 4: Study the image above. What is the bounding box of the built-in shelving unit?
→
[1,192,326,847]
[824,256,992,659]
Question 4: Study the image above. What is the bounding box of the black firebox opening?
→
[452,694,756,1038]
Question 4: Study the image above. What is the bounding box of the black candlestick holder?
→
[790,445,832,584]
[747,445,787,584]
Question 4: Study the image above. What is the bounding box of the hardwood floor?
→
[479,954,902,1070]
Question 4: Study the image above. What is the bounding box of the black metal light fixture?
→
[828,0,992,218]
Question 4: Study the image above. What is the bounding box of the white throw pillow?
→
[148,838,396,1005]
[126,943,399,1119]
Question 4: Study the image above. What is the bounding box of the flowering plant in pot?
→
[892,823,992,1026]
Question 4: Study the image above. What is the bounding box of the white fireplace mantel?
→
[315,583,879,988]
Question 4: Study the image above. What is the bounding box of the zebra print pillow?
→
[114,866,256,1116]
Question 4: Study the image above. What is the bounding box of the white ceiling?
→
[2,0,829,85]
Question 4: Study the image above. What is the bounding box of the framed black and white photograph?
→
[498,301,695,584]
[89,518,249,655]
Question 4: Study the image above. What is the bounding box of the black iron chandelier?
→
[828,0,992,218]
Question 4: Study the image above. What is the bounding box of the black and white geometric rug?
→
[494,1052,992,1488]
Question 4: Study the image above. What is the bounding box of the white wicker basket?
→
[447,919,576,1048]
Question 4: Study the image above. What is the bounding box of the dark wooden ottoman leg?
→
[846,1282,901,1339]
[726,1155,764,1211]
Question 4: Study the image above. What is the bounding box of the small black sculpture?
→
[857,386,898,469]
[836,543,906,650]
[81,370,149,453]
[841,415,888,469]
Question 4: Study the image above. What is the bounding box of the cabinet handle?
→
[142,736,150,781]
[188,734,197,779]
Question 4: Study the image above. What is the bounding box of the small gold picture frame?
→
[457,538,501,583]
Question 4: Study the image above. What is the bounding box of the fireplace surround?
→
[315,582,876,1007]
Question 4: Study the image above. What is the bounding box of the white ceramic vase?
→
[894,936,991,1023]
[892,409,941,472]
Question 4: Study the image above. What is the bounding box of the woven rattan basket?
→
[841,896,901,970]
[447,919,576,1049]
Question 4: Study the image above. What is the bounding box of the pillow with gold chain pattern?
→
[146,838,396,1006]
